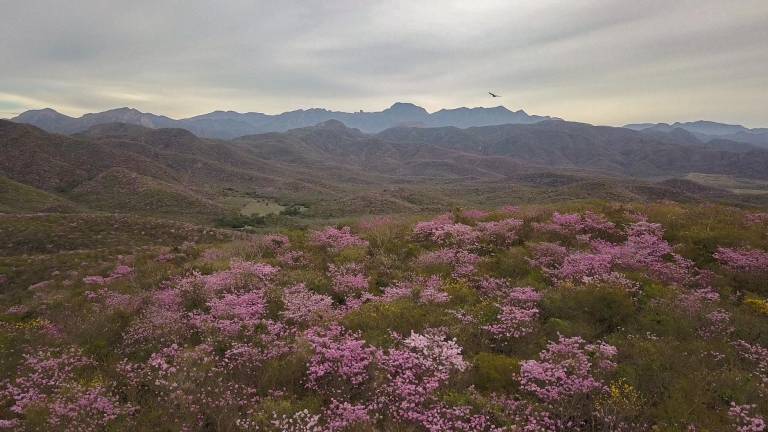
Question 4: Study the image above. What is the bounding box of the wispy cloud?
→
[1,0,766,126]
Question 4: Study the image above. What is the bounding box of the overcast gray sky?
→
[1,0,766,126]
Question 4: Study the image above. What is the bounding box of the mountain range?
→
[10,103,557,139]
[3,114,768,221]
[624,120,768,149]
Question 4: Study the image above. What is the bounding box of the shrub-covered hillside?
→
[0,202,767,431]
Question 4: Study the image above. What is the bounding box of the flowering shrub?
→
[519,335,617,402]
[305,324,375,393]
[1,347,132,430]
[729,403,766,432]
[417,247,480,277]
[413,214,479,247]
[476,218,524,246]
[282,283,336,324]
[377,331,473,429]
[310,226,369,252]
[3,202,768,430]
[327,263,369,294]
[483,287,542,339]
[714,247,768,273]
[534,211,617,237]
[732,340,768,396]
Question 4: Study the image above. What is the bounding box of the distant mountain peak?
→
[12,102,558,138]
[316,119,348,129]
[387,102,429,115]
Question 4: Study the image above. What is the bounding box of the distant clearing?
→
[221,196,285,216]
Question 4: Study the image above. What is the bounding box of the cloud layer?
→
[1,0,767,126]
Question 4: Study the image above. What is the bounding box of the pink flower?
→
[534,211,617,236]
[520,335,617,402]
[413,215,479,248]
[377,330,469,427]
[282,283,336,324]
[310,226,369,252]
[327,263,369,294]
[476,218,524,246]
[729,403,766,432]
[417,248,480,277]
[483,287,542,339]
[305,324,376,392]
[714,247,768,273]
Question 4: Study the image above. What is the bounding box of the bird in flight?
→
[488,91,500,98]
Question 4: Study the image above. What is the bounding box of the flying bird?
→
[488,91,500,98]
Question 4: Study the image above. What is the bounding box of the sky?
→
[1,0,767,127]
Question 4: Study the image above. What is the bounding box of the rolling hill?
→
[2,117,768,221]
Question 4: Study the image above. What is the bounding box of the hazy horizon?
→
[2,0,767,127]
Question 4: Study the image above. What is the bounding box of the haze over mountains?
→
[3,111,768,221]
[12,103,768,151]
[10,103,557,139]
[624,120,768,149]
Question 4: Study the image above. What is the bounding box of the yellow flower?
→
[745,298,768,316]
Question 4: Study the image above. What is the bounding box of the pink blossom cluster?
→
[483,287,543,339]
[322,399,373,431]
[310,226,369,252]
[552,252,614,283]
[413,214,479,247]
[476,218,524,246]
[527,242,568,271]
[282,283,336,324]
[377,331,481,430]
[698,308,734,338]
[732,340,768,395]
[714,247,768,273]
[490,394,572,431]
[123,259,279,347]
[519,335,617,402]
[529,219,700,287]
[261,233,291,251]
[417,247,480,277]
[534,211,617,237]
[118,343,263,430]
[327,263,369,294]
[676,287,721,315]
[304,324,376,392]
[379,276,450,304]
[1,347,132,430]
[729,403,766,432]
[84,288,141,312]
